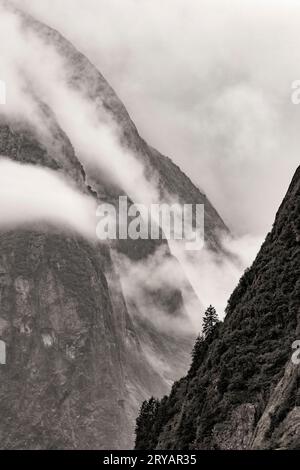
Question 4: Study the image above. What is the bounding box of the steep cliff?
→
[0,3,228,449]
[135,166,300,450]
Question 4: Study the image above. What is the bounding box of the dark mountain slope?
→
[136,165,300,450]
[0,2,229,449]
[0,116,158,448]
[0,230,129,449]
[6,0,228,248]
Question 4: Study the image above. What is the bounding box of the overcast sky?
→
[11,0,300,236]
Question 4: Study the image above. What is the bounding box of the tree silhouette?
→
[135,397,159,449]
[202,305,219,338]
[189,334,205,375]
[191,334,204,363]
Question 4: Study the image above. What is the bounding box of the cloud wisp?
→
[0,1,269,335]
[0,2,159,207]
[10,0,300,235]
[0,157,98,239]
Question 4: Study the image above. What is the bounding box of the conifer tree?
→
[191,334,204,363]
[135,397,159,449]
[202,305,219,338]
[189,334,205,375]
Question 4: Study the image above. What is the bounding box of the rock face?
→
[0,4,228,449]
[135,166,300,450]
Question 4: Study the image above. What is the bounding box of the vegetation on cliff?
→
[135,167,300,450]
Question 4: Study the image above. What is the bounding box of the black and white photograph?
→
[0,0,299,463]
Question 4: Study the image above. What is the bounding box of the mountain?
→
[135,166,300,450]
[0,3,228,449]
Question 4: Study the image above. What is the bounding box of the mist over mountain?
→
[1,1,298,453]
[9,0,300,236]
[135,166,300,450]
[0,1,233,449]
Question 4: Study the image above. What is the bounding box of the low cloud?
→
[0,2,159,207]
[171,233,263,322]
[0,1,279,339]
[0,157,98,239]
[10,0,300,235]
[115,233,263,334]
